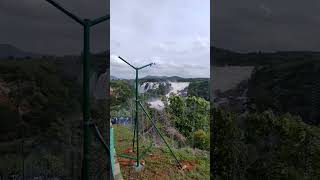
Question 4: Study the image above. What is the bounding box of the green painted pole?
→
[45,0,84,25]
[44,2,109,179]
[46,0,110,180]
[82,19,91,180]
[132,105,136,152]
[135,69,139,167]
[117,56,154,168]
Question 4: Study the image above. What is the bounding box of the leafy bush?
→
[167,95,209,142]
[213,108,320,179]
[248,60,320,124]
[0,60,81,141]
[194,129,210,150]
[188,80,209,100]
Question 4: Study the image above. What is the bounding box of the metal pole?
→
[44,2,109,179]
[45,0,84,25]
[135,69,139,167]
[132,83,136,152]
[117,57,154,168]
[82,19,90,180]
[22,124,25,180]
[132,103,136,152]
[192,103,195,149]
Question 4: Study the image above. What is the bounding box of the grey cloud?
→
[110,0,209,79]
[0,0,109,55]
[213,0,320,52]
[111,53,209,79]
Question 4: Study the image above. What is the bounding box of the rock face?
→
[212,66,254,113]
[213,80,250,113]
[139,81,166,93]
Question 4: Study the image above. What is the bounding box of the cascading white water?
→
[139,81,190,111]
[166,82,190,97]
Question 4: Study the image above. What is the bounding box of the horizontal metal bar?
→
[118,154,137,160]
[118,56,137,69]
[138,63,154,70]
[45,0,84,25]
[91,15,110,26]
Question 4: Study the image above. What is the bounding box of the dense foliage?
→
[167,95,210,149]
[0,58,109,179]
[0,60,81,141]
[214,108,320,179]
[212,48,320,179]
[194,129,210,150]
[110,80,133,118]
[110,80,132,107]
[188,80,209,100]
[248,60,320,124]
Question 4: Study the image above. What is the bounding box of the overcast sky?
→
[1,0,318,62]
[213,0,320,53]
[110,0,210,79]
[0,0,108,55]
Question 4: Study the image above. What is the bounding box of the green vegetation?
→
[0,59,81,141]
[110,80,132,106]
[188,80,209,100]
[114,125,210,180]
[110,80,133,118]
[111,75,210,178]
[193,130,210,151]
[110,77,210,150]
[0,58,108,179]
[167,95,209,148]
[248,60,320,124]
[212,48,320,179]
[214,108,320,179]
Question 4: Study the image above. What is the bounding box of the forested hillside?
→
[214,108,320,179]
[0,54,109,179]
[212,48,320,179]
[248,60,320,125]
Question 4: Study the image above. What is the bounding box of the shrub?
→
[194,129,210,150]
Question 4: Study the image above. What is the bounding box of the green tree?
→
[213,108,320,179]
[167,95,209,144]
[194,129,210,150]
[188,80,209,100]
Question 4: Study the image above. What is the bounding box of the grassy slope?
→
[113,125,210,180]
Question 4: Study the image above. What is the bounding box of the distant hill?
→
[111,75,120,80]
[211,46,320,66]
[139,75,209,82]
[0,44,41,58]
[0,44,110,59]
[141,75,184,81]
